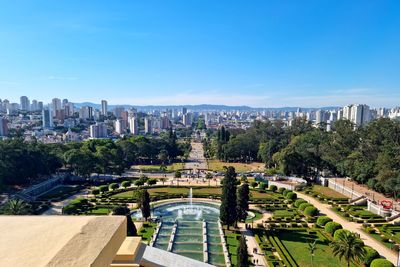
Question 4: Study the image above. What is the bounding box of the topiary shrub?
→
[370,259,394,267]
[259,182,267,190]
[299,202,312,211]
[325,221,342,235]
[282,189,291,196]
[278,187,285,194]
[316,216,332,227]
[285,192,297,200]
[269,185,277,192]
[251,181,258,188]
[121,181,131,188]
[294,199,307,208]
[109,183,119,190]
[363,246,380,266]
[304,206,319,217]
[99,185,109,193]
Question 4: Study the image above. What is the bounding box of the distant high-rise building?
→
[52,98,62,116]
[79,106,93,120]
[101,100,108,116]
[183,113,192,126]
[351,104,370,127]
[90,123,107,138]
[42,107,53,129]
[315,110,328,125]
[182,107,187,115]
[144,117,152,134]
[113,106,125,118]
[38,101,44,111]
[64,102,75,117]
[62,99,68,108]
[31,100,38,111]
[55,109,65,123]
[114,119,127,135]
[129,116,139,135]
[20,96,30,111]
[0,117,9,136]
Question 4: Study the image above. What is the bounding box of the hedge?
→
[278,188,285,194]
[121,181,131,188]
[304,206,319,217]
[298,203,312,211]
[283,189,291,197]
[268,235,298,267]
[324,222,342,235]
[370,259,394,267]
[363,246,380,266]
[285,192,297,200]
[269,185,278,192]
[316,216,332,227]
[294,199,307,208]
[109,183,119,190]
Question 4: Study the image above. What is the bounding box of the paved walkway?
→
[237,223,268,266]
[42,190,89,215]
[296,191,398,265]
[184,141,208,170]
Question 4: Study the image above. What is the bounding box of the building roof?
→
[0,216,126,267]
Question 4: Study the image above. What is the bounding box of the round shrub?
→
[370,259,394,267]
[285,192,297,200]
[294,199,307,208]
[91,189,100,195]
[251,181,258,188]
[333,229,351,240]
[324,221,342,235]
[269,185,277,192]
[299,202,312,211]
[146,178,157,186]
[316,216,332,227]
[99,185,109,193]
[304,206,319,217]
[363,246,380,266]
[109,183,119,190]
[282,189,291,196]
[259,182,267,190]
[121,181,131,188]
[278,187,285,194]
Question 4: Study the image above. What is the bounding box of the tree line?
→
[0,129,190,191]
[205,118,400,198]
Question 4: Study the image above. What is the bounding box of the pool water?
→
[132,201,226,266]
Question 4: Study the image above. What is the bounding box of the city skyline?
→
[1,1,400,107]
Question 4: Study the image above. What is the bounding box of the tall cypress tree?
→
[112,206,137,236]
[219,166,238,228]
[237,183,250,221]
[139,189,151,221]
[237,235,249,267]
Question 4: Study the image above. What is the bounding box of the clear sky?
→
[0,1,399,108]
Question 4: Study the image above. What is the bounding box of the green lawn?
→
[224,229,254,266]
[207,159,265,173]
[312,185,347,199]
[131,162,184,172]
[277,230,356,267]
[138,222,157,244]
[88,207,110,215]
[273,209,297,218]
[245,209,263,223]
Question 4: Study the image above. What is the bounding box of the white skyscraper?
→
[101,100,108,116]
[183,113,192,126]
[129,116,139,135]
[351,104,370,127]
[52,98,62,116]
[20,96,30,111]
[79,106,93,120]
[90,123,107,138]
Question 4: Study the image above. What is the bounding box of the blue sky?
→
[0,1,399,107]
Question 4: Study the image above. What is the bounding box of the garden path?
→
[238,223,268,266]
[296,191,398,265]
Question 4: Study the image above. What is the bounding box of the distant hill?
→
[74,102,339,112]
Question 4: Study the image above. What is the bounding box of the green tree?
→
[236,183,250,221]
[139,190,151,221]
[112,206,137,236]
[308,240,318,267]
[219,167,238,228]
[205,172,213,187]
[330,231,366,267]
[237,235,249,267]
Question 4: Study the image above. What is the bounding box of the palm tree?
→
[330,231,366,267]
[3,199,30,215]
[307,240,318,267]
